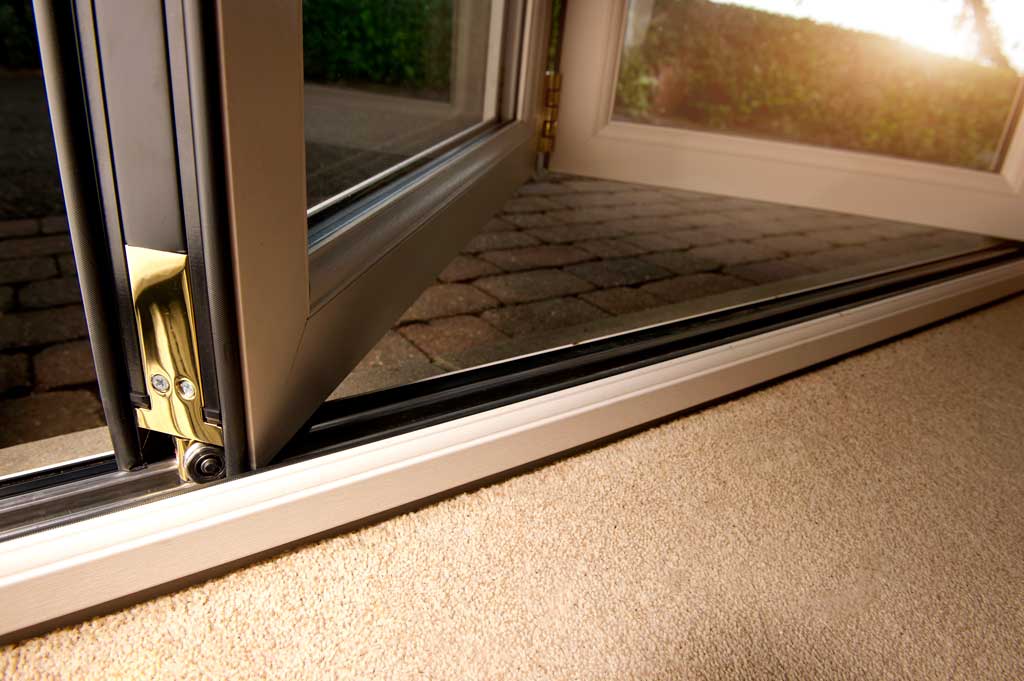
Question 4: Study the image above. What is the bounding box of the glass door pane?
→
[1,1,111,474]
[615,0,1023,171]
[304,0,507,214]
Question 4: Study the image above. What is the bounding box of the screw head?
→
[177,378,197,401]
[151,373,170,394]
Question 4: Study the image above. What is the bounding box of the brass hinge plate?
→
[126,246,222,446]
[538,70,561,155]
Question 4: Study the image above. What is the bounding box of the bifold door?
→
[553,0,1024,242]
[37,0,550,475]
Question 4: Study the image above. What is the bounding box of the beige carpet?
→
[2,294,1023,680]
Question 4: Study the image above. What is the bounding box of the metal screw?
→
[177,378,197,400]
[151,373,170,394]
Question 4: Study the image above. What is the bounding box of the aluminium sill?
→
[1,257,1022,642]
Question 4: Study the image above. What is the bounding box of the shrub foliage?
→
[616,0,1020,170]
[303,0,454,99]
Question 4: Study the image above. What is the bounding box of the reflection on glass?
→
[1,3,107,467]
[303,0,504,212]
[614,0,1024,170]
[329,172,1005,400]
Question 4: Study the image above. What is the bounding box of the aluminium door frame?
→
[552,0,1024,242]
[216,0,550,467]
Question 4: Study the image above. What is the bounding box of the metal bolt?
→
[177,378,197,400]
[151,373,170,394]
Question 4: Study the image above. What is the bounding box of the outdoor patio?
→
[0,171,997,449]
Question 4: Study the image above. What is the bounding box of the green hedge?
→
[0,0,39,69]
[617,0,1020,170]
[303,0,453,99]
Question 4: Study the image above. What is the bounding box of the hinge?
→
[125,246,225,482]
[538,70,561,156]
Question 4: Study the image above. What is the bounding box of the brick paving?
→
[333,173,994,397]
[0,215,104,449]
[1,173,998,450]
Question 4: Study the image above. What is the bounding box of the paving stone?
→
[462,230,540,253]
[786,245,880,272]
[39,215,69,234]
[0,354,30,393]
[501,196,563,213]
[0,391,105,448]
[627,190,675,204]
[575,238,647,259]
[675,202,734,218]
[33,340,96,389]
[725,260,817,285]
[478,245,592,272]
[742,220,805,236]
[580,287,664,315]
[0,257,58,284]
[642,251,719,275]
[859,236,944,259]
[815,227,886,246]
[17,277,82,308]
[546,206,634,225]
[641,273,751,303]
[527,223,627,244]
[562,180,639,193]
[566,257,672,287]
[712,224,765,241]
[551,191,642,209]
[0,219,39,238]
[617,216,692,235]
[869,221,933,238]
[399,284,499,322]
[58,254,77,276]
[473,269,594,304]
[624,202,682,218]
[499,213,562,229]
[480,217,517,232]
[755,235,832,255]
[0,235,72,259]
[438,255,502,283]
[399,316,507,358]
[481,297,608,336]
[331,360,444,399]
[688,242,784,266]
[677,211,735,227]
[0,306,88,350]
[621,233,692,253]
[352,331,429,370]
[721,208,780,224]
[669,228,733,248]
[657,188,713,201]
[0,286,12,312]
[515,181,573,196]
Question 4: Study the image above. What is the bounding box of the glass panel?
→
[327,172,1010,399]
[1,3,110,476]
[304,0,505,213]
[614,0,1024,171]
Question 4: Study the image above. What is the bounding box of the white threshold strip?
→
[1,260,1023,638]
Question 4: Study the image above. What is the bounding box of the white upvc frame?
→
[552,0,1024,242]
[2,258,1022,641]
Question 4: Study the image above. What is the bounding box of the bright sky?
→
[716,0,1024,71]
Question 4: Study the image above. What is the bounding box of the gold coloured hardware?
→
[538,70,561,154]
[126,246,223,446]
